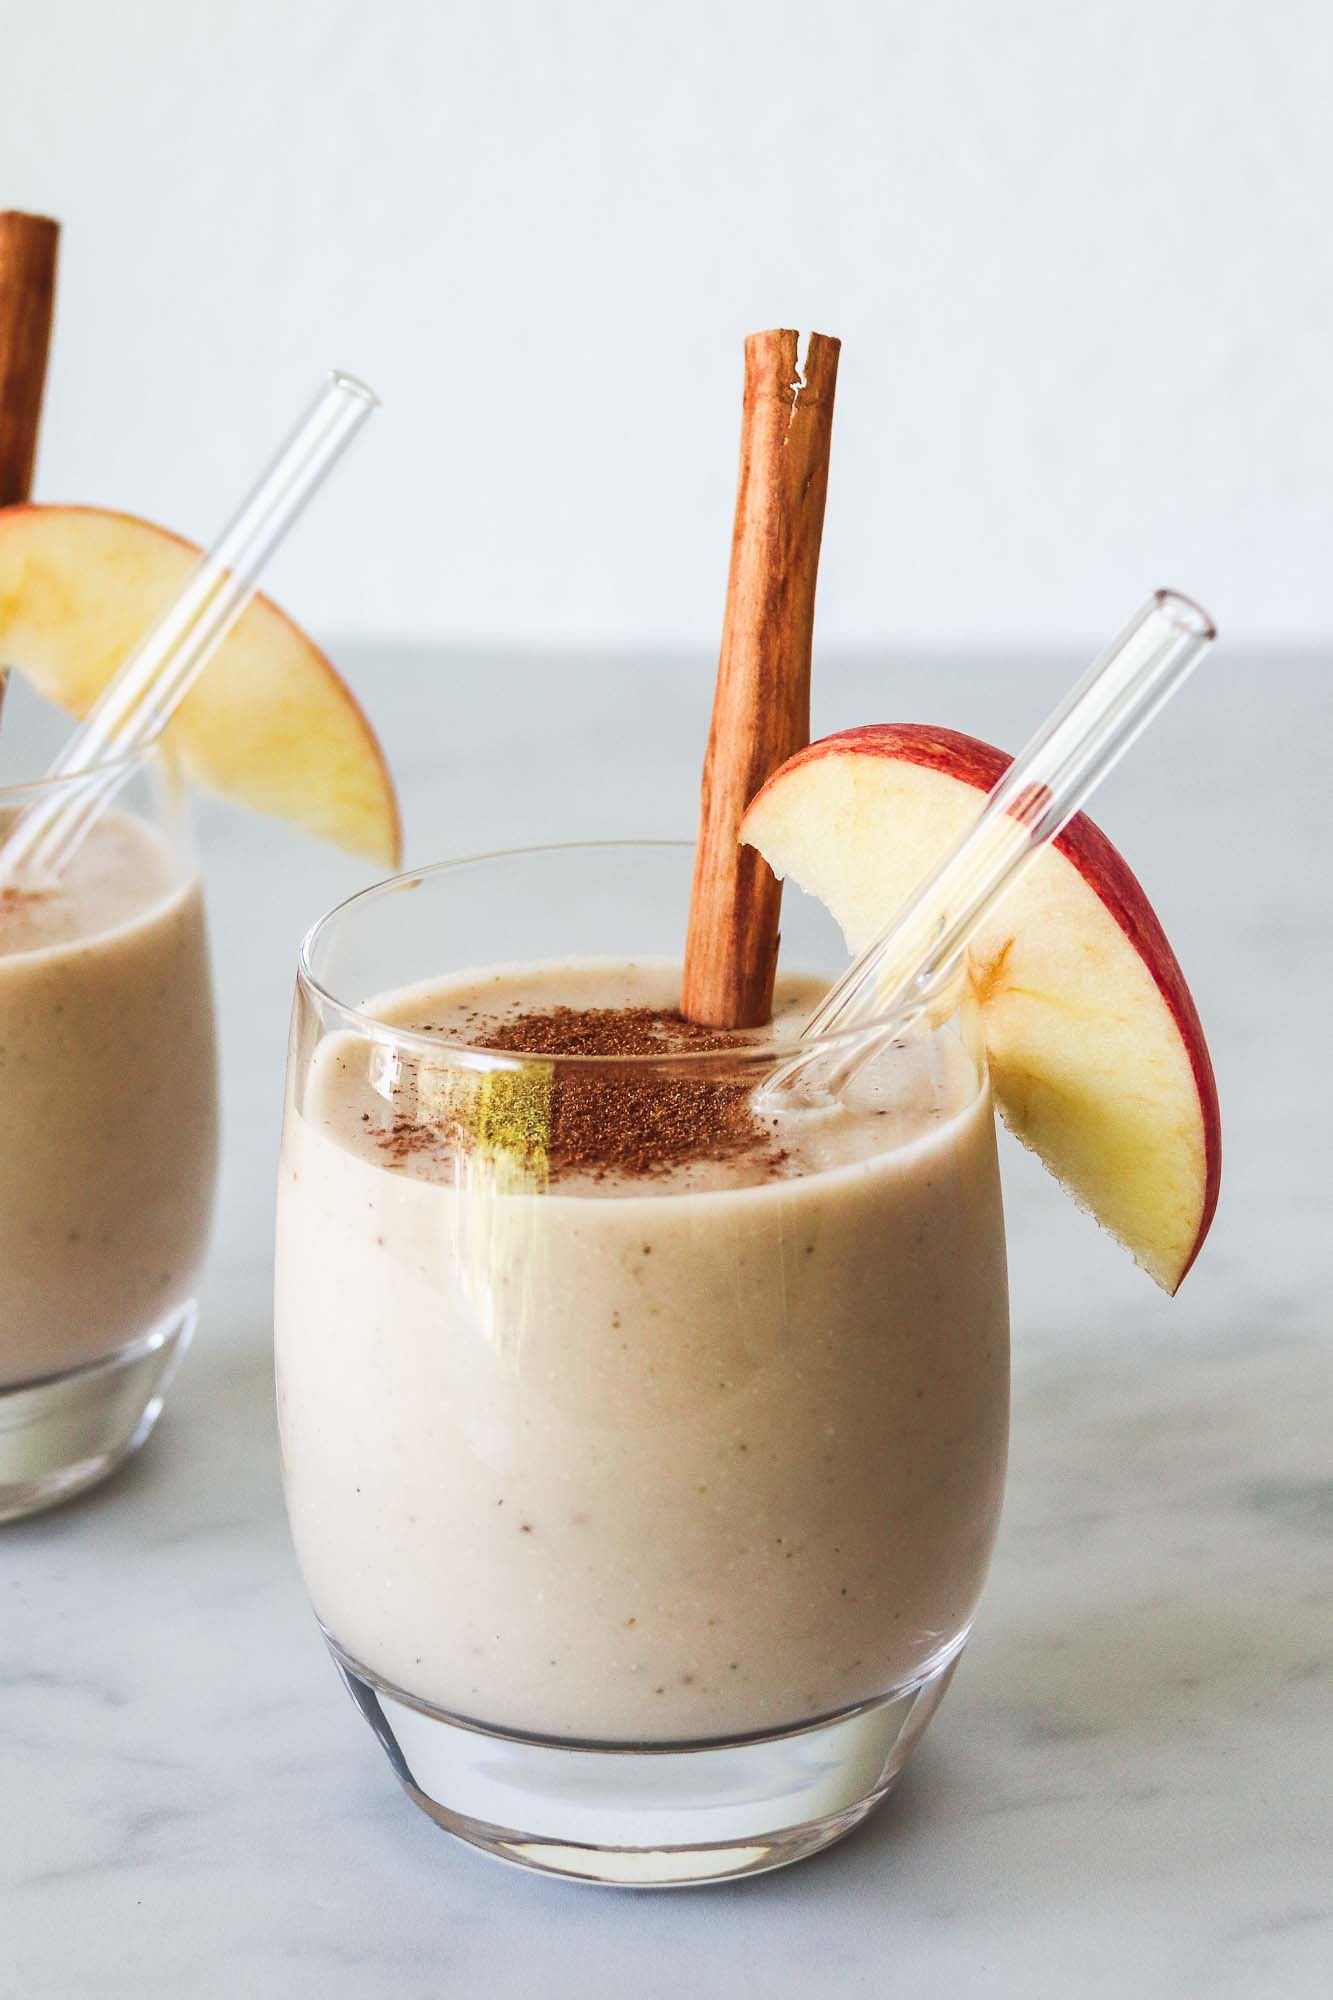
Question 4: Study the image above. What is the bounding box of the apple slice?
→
[0,503,400,865]
[742,724,1220,1293]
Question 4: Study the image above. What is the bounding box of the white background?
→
[2,0,1329,654]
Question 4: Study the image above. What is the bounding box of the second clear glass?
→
[0,745,219,1521]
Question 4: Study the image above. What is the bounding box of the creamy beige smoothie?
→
[277,958,1008,1745]
[0,809,218,1389]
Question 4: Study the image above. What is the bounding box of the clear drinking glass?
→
[0,747,219,1521]
[276,843,1010,1885]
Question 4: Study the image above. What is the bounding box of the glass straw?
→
[768,588,1217,1103]
[0,370,379,884]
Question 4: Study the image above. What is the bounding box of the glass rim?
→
[0,740,159,808]
[296,839,949,1071]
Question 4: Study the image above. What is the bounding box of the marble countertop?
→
[4,647,1330,1999]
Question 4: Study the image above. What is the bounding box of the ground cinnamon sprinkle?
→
[375,1005,786,1183]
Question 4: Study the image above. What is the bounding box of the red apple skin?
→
[747,724,1220,1288]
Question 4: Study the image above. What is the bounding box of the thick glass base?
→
[331,1633,965,1886]
[0,1305,195,1524]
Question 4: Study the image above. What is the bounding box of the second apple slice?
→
[0,503,401,866]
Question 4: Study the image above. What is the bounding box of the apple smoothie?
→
[276,959,1008,1745]
[0,808,218,1389]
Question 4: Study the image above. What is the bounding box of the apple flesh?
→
[742,724,1220,1293]
[0,504,401,866]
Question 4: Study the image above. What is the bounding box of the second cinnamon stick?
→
[0,211,59,507]
[681,328,840,1028]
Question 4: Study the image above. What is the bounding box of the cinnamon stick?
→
[0,211,59,506]
[681,328,840,1027]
